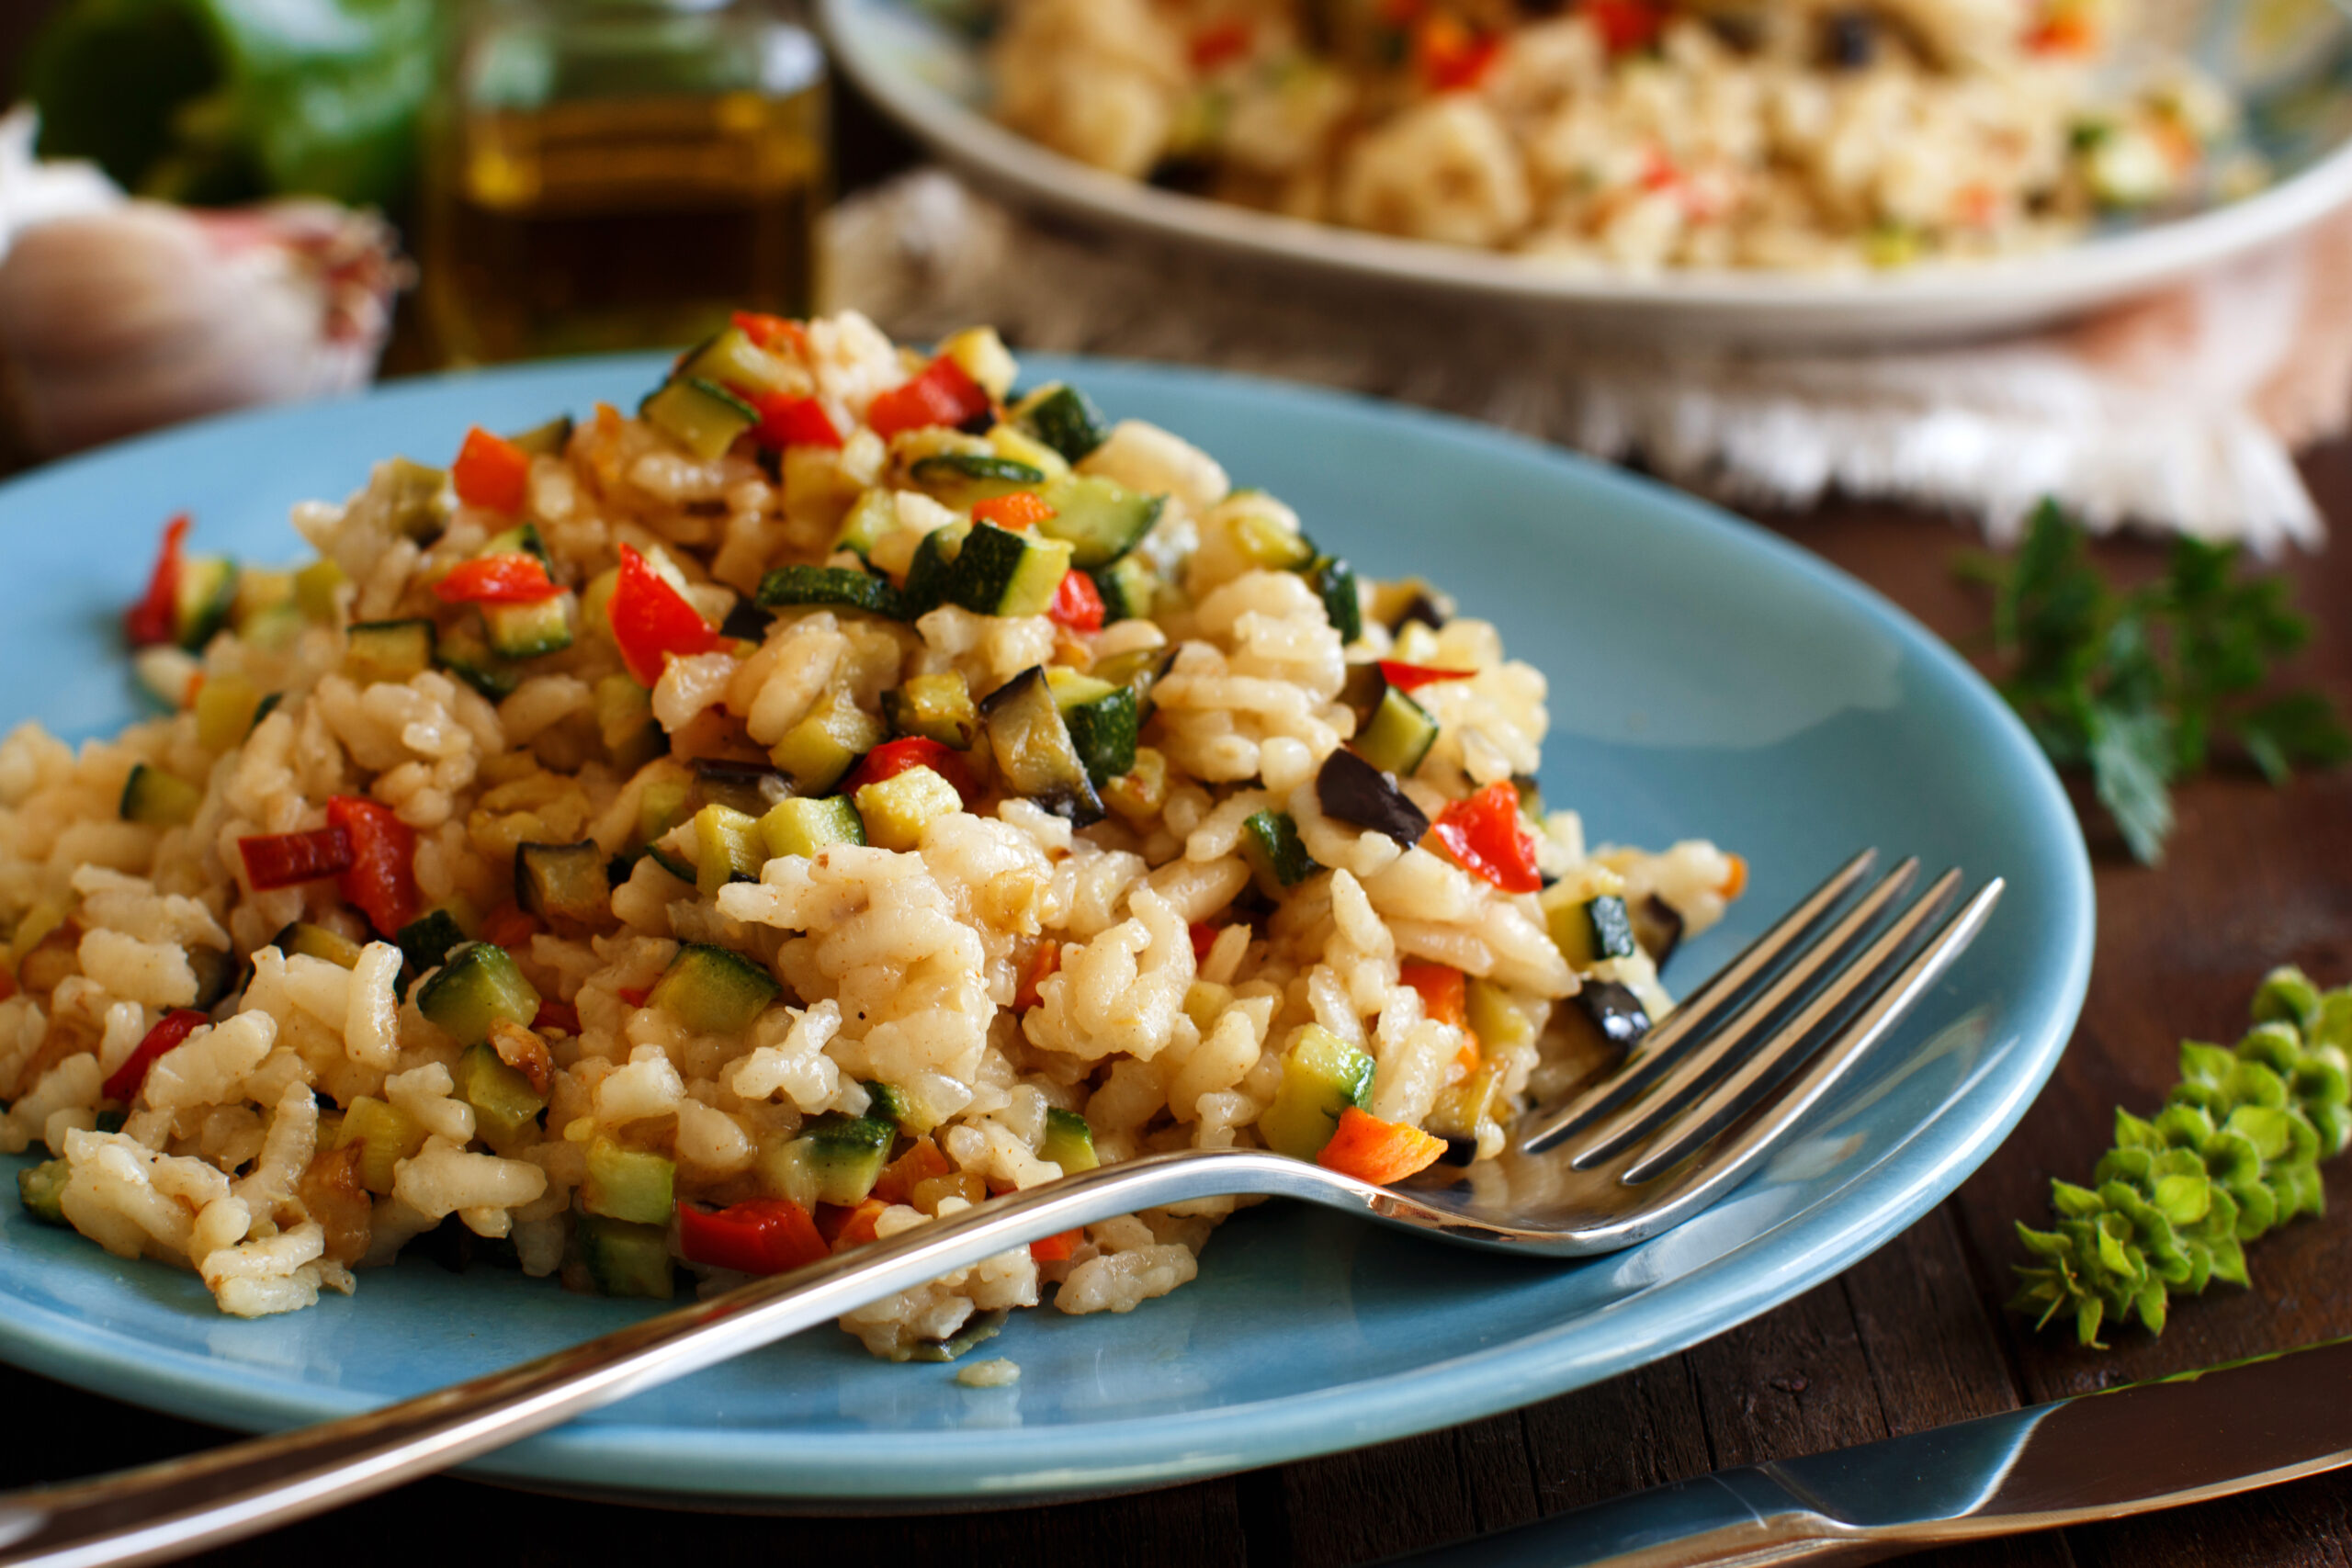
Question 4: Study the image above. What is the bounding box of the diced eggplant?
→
[1630,894,1685,968]
[514,840,610,926]
[691,759,787,818]
[755,564,908,619]
[270,920,365,969]
[1314,749,1429,847]
[1367,578,1455,632]
[1558,980,1652,1064]
[979,665,1103,826]
[719,598,774,642]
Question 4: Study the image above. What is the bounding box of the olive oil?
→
[421,3,828,366]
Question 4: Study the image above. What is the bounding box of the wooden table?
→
[6,454,2347,1568]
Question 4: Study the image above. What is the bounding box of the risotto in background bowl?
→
[820,0,2352,344]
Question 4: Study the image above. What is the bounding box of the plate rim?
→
[820,0,2352,328]
[0,353,2096,1503]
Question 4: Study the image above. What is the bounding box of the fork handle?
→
[0,1148,1325,1568]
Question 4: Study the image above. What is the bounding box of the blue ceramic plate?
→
[0,357,2092,1506]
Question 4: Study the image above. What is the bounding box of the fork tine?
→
[1566,856,1921,1171]
[1519,847,1879,1154]
[1619,872,1998,1186]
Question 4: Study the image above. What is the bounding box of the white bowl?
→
[821,0,2352,347]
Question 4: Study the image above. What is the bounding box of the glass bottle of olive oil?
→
[421,0,828,366]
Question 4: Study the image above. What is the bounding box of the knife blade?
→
[1385,1335,2352,1567]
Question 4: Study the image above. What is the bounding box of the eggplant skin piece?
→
[1314,749,1430,847]
[1631,894,1684,969]
[1575,981,1652,1048]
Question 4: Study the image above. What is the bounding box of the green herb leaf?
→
[2011,967,2352,1348]
[1965,503,2346,863]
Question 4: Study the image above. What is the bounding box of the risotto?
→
[989,0,2255,271]
[1,313,1737,1359]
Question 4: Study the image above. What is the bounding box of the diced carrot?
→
[1399,962,1467,1028]
[971,491,1055,530]
[478,903,542,950]
[1015,941,1061,1011]
[1453,1038,1481,1077]
[873,1136,954,1206]
[0,965,16,1002]
[1316,1106,1448,1186]
[1029,1228,1084,1264]
[1719,853,1748,901]
[827,1197,890,1251]
[452,426,532,514]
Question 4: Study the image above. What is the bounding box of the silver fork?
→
[0,848,2000,1568]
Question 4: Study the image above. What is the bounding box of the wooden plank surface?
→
[10,446,2348,1566]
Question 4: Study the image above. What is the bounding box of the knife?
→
[1385,1335,2352,1566]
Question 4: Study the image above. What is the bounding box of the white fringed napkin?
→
[827,168,2352,552]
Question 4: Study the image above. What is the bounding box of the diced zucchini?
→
[769,691,886,794]
[758,795,866,860]
[482,593,574,660]
[454,1041,548,1143]
[854,766,962,852]
[415,942,543,1047]
[757,1134,820,1210]
[882,672,980,750]
[754,565,907,619]
[691,803,764,896]
[295,558,349,622]
[979,665,1103,826]
[1466,977,1538,1058]
[642,377,758,461]
[1040,1107,1098,1174]
[833,490,898,559]
[797,1111,896,1206]
[1258,1025,1376,1161]
[582,1136,676,1225]
[648,942,782,1035]
[194,672,265,752]
[344,619,435,686]
[120,763,202,828]
[1037,474,1161,568]
[1102,746,1169,821]
[482,522,549,560]
[635,766,695,851]
[681,327,793,396]
[515,841,610,926]
[175,556,238,650]
[1424,1062,1503,1164]
[1012,382,1112,463]
[945,523,1073,617]
[576,1213,674,1299]
[395,908,469,977]
[17,1158,69,1225]
[594,673,663,770]
[1090,556,1157,623]
[1240,810,1320,892]
[900,521,969,617]
[271,920,365,969]
[909,452,1046,512]
[1544,891,1639,970]
[1045,668,1139,784]
[1229,510,1315,572]
[1303,550,1363,643]
[504,416,573,458]
[435,618,519,700]
[863,1080,911,1129]
[187,945,240,1010]
[373,457,450,542]
[334,1096,429,1193]
[1354,686,1440,777]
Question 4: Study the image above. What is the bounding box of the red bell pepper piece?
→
[103,1008,212,1102]
[532,998,581,1036]
[1377,660,1474,693]
[433,553,561,605]
[617,984,652,1009]
[1029,1228,1084,1264]
[238,824,355,891]
[477,902,543,950]
[821,1196,890,1250]
[748,390,842,451]
[1188,922,1220,964]
[1430,781,1543,894]
[677,1197,831,1275]
[125,514,190,648]
[1399,962,1468,1029]
[1584,0,1663,54]
[865,356,991,440]
[1045,567,1104,633]
[970,491,1055,530]
[606,543,726,686]
[452,426,532,514]
[1190,18,1253,68]
[325,795,417,936]
[1415,13,1500,90]
[732,311,808,355]
[841,736,973,801]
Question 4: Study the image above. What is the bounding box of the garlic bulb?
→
[0,107,404,459]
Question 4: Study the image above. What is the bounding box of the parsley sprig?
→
[1964,502,2349,863]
